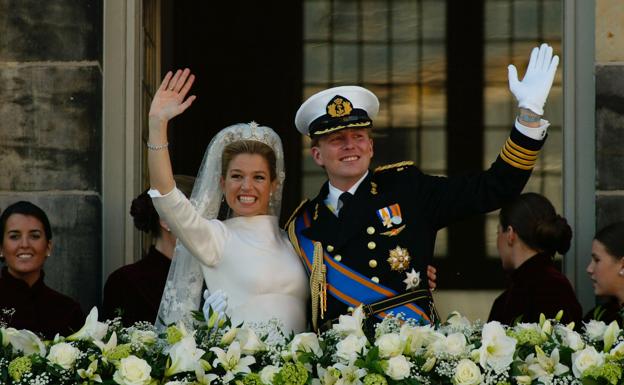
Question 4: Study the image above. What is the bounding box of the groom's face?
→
[311,128,374,189]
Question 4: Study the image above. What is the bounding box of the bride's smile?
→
[221,153,277,217]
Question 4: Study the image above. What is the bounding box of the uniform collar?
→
[325,171,369,215]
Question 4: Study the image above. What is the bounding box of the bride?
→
[146,68,308,333]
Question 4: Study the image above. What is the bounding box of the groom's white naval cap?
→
[295,86,379,137]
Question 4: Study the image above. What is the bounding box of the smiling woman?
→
[0,201,84,339]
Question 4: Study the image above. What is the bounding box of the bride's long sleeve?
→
[150,187,227,266]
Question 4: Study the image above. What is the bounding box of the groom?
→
[286,43,559,331]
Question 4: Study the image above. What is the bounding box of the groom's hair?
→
[221,140,277,181]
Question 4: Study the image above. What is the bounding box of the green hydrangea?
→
[105,343,132,361]
[363,373,388,385]
[166,325,184,344]
[274,362,308,385]
[243,373,264,385]
[584,362,622,385]
[495,382,511,385]
[8,356,32,381]
[508,328,544,346]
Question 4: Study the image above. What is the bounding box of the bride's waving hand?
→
[148,68,197,195]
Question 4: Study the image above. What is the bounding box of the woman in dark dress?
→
[102,175,194,326]
[0,201,84,339]
[488,193,582,326]
[585,221,624,325]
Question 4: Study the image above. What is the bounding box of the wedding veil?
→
[155,122,286,330]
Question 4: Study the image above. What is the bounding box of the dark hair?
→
[130,175,195,238]
[594,221,624,261]
[0,201,53,243]
[499,192,572,256]
[221,140,277,181]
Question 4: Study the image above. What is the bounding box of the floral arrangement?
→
[1,306,624,385]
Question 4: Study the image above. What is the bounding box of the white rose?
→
[571,346,604,378]
[130,330,157,346]
[430,333,466,357]
[478,321,516,371]
[452,359,482,385]
[165,336,205,376]
[555,325,585,351]
[47,342,80,370]
[291,332,322,359]
[384,355,412,380]
[335,334,368,363]
[583,320,607,341]
[260,365,280,385]
[236,327,267,355]
[113,355,152,385]
[375,333,403,358]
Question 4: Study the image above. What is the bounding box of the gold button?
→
[367,241,376,250]
[367,226,375,235]
[334,255,342,262]
[327,245,334,252]
[371,276,380,283]
[369,259,378,268]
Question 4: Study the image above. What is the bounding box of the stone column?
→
[0,0,103,312]
[595,0,624,229]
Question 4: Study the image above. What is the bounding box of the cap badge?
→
[387,246,411,272]
[327,95,353,117]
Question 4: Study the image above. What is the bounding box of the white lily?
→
[165,336,206,376]
[235,327,267,355]
[77,360,103,383]
[333,306,365,337]
[93,331,118,355]
[67,307,108,341]
[1,327,46,356]
[210,341,256,383]
[333,363,367,385]
[527,347,569,381]
[603,320,620,352]
[479,321,517,371]
[195,362,219,385]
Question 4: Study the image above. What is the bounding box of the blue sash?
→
[292,210,430,323]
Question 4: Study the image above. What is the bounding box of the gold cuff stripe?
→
[506,138,540,156]
[500,150,534,170]
[311,121,371,136]
[504,141,538,161]
[374,161,415,172]
[501,146,535,166]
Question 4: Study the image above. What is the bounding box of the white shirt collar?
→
[325,171,369,215]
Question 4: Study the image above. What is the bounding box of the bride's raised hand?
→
[149,68,197,124]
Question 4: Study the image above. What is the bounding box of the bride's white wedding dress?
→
[152,187,308,333]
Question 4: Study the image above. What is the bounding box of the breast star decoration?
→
[403,268,421,290]
[387,246,411,272]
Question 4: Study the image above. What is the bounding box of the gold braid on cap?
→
[310,241,327,331]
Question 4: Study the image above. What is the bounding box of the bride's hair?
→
[221,140,277,181]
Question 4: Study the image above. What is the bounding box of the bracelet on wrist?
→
[147,142,169,150]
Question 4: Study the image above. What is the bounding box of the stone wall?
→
[595,0,624,230]
[0,0,102,311]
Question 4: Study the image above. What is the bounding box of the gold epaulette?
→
[374,160,415,173]
[284,199,309,230]
[500,137,539,170]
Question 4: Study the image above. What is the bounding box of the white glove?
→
[202,289,228,323]
[508,43,559,116]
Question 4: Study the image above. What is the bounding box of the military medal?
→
[377,204,402,228]
[403,268,421,290]
[387,246,411,272]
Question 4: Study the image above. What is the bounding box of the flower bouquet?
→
[1,306,623,385]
